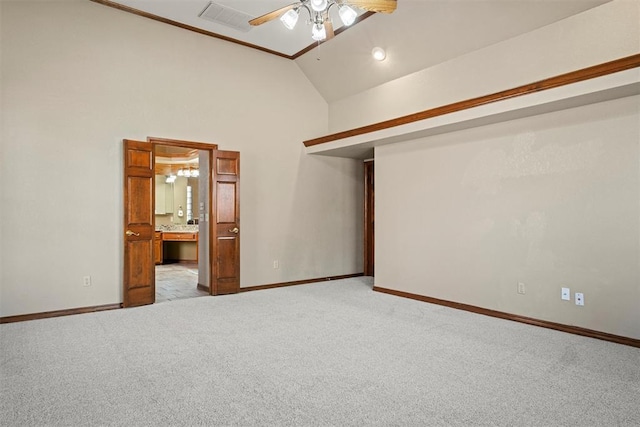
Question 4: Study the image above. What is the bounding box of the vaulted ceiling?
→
[94,0,609,102]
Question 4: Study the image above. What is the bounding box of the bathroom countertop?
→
[155,225,199,232]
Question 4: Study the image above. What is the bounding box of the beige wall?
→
[197,151,211,286]
[325,0,639,339]
[375,95,640,339]
[328,0,640,132]
[0,1,362,317]
[172,176,188,225]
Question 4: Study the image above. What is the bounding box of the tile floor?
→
[155,263,209,303]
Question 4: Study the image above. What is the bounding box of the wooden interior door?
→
[123,139,155,307]
[212,150,240,295]
[364,160,374,276]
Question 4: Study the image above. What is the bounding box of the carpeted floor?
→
[1,277,639,426]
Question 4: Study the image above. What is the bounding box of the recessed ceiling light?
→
[372,47,386,61]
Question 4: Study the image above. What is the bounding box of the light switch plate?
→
[561,287,570,301]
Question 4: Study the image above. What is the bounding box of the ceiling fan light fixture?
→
[311,23,327,41]
[338,5,357,26]
[250,0,397,42]
[310,0,329,12]
[280,9,299,30]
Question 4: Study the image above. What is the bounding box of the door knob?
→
[229,227,239,234]
[125,230,140,236]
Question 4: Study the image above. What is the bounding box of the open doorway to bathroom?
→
[123,137,240,307]
[154,143,209,303]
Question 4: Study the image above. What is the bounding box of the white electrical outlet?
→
[575,292,584,306]
[273,260,279,269]
[83,276,92,287]
[517,282,526,295]
[561,287,571,301]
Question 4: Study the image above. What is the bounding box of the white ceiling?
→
[98,0,609,102]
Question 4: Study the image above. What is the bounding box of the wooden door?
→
[212,150,240,295]
[123,139,155,307]
[364,160,374,276]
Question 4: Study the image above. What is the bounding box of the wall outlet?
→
[575,292,584,306]
[83,275,92,287]
[561,287,571,301]
[273,260,279,269]
[517,282,526,295]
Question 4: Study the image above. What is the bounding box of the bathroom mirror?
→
[155,176,174,215]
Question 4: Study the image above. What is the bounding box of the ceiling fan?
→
[249,0,397,42]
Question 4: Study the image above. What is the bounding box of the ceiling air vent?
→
[199,2,253,33]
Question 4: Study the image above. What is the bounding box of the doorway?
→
[154,144,209,303]
[364,159,374,276]
[122,138,241,308]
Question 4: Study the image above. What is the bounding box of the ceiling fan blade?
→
[345,0,397,14]
[325,19,335,40]
[249,3,298,26]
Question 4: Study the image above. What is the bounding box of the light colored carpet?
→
[1,277,639,426]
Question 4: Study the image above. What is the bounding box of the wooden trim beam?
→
[373,286,640,348]
[240,273,364,293]
[304,54,640,147]
[0,303,122,324]
[147,137,218,151]
[90,0,293,59]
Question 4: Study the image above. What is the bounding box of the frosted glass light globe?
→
[280,9,299,30]
[310,0,328,12]
[311,23,327,41]
[339,5,357,26]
